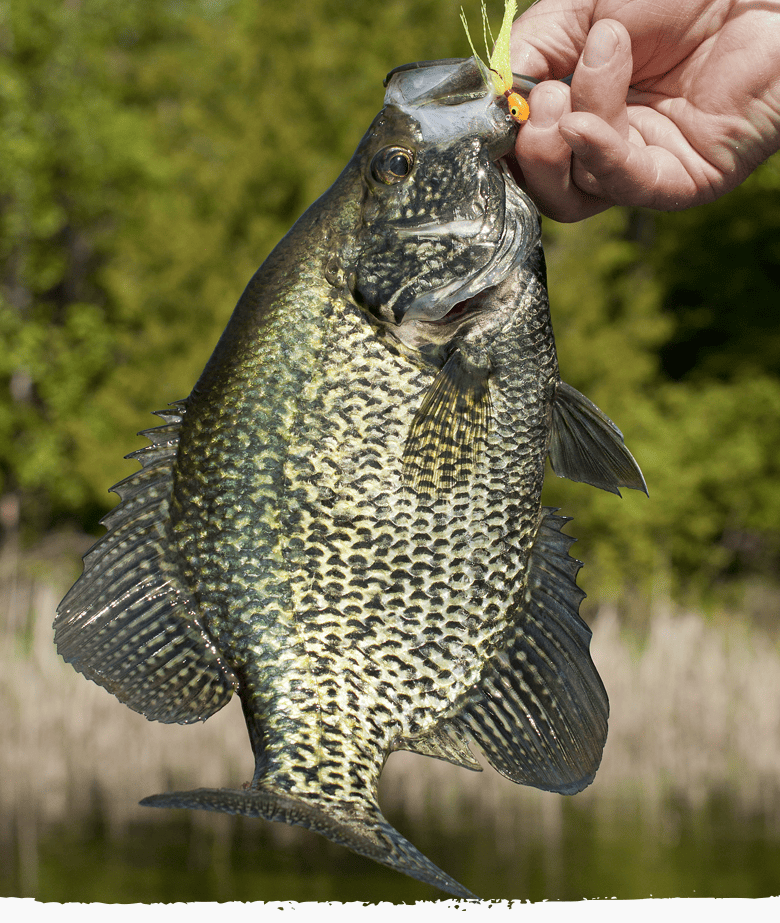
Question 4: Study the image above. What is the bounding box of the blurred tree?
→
[1,0,193,531]
[0,0,482,535]
[542,159,780,600]
[653,159,780,383]
[1,0,779,602]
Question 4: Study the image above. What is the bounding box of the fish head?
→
[345,57,541,357]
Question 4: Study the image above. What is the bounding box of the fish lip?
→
[383,58,469,88]
[383,57,514,159]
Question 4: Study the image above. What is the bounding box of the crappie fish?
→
[55,57,646,899]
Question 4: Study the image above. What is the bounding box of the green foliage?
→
[2,0,780,601]
[653,159,780,382]
[0,0,485,531]
[541,170,780,600]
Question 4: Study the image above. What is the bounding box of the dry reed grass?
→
[3,536,780,863]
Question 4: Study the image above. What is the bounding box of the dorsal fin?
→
[549,381,647,496]
[54,406,237,724]
[448,509,608,795]
[402,350,492,497]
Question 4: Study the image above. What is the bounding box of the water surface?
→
[4,790,779,902]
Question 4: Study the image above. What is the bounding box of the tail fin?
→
[140,785,477,899]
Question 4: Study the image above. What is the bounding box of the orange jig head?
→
[504,88,529,123]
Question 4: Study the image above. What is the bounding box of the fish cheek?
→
[352,149,502,324]
[351,238,444,325]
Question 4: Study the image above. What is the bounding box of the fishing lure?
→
[461,0,530,122]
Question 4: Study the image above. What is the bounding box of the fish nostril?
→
[324,257,345,287]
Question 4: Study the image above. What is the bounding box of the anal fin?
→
[450,508,608,795]
[550,381,647,496]
[54,406,237,724]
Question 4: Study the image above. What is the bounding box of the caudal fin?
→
[140,785,477,899]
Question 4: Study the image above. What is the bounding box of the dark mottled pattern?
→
[172,246,556,804]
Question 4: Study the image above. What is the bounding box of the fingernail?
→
[582,22,619,68]
[559,127,587,156]
[532,85,566,130]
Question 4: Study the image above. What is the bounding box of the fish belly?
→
[170,294,554,790]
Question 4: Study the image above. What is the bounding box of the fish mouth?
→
[427,292,486,327]
[392,289,492,355]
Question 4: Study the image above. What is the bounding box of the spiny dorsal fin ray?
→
[54,406,237,725]
[450,509,608,795]
[403,350,492,497]
[549,381,648,496]
[141,786,477,899]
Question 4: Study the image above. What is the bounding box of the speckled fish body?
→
[55,59,646,899]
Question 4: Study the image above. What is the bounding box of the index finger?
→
[510,0,591,79]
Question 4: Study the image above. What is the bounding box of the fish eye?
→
[371,146,414,185]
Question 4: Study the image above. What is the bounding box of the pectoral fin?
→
[549,381,647,496]
[403,350,491,496]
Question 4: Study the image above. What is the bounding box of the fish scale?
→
[55,57,647,898]
[174,248,552,787]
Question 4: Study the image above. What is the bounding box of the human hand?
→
[510,0,780,221]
